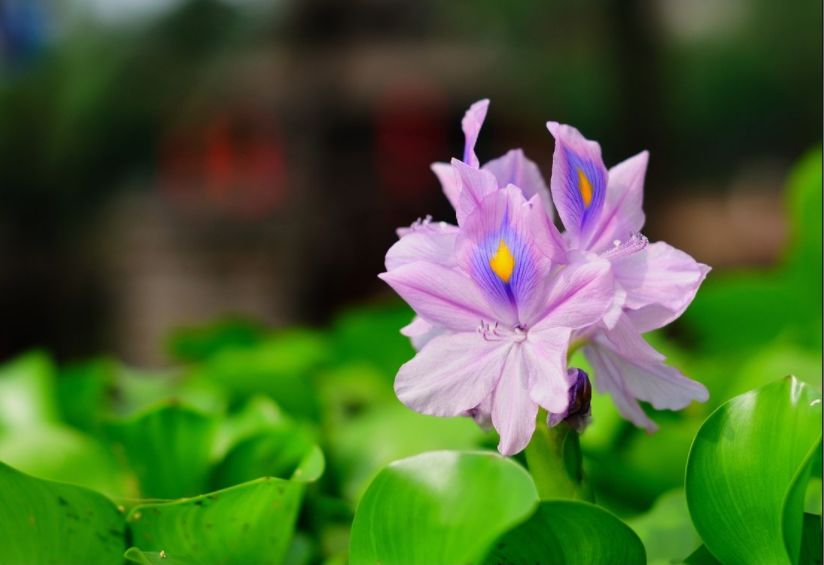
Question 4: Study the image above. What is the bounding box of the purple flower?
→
[380,100,710,455]
[548,368,592,432]
[380,185,614,455]
[547,122,710,431]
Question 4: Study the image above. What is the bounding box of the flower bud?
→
[549,368,592,432]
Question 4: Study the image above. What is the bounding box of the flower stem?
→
[524,413,594,501]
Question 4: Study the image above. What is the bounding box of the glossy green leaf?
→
[0,461,125,564]
[349,450,538,565]
[483,500,645,565]
[627,489,701,565]
[686,376,822,565]
[125,547,192,565]
[127,472,316,565]
[107,403,217,498]
[684,545,723,565]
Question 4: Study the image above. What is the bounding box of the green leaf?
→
[684,545,723,565]
[784,147,822,279]
[211,427,321,489]
[57,358,116,433]
[202,330,328,420]
[125,547,192,565]
[349,450,538,565]
[483,500,646,565]
[686,376,822,565]
[0,424,125,497]
[627,489,701,565]
[0,351,59,433]
[329,403,483,502]
[127,473,315,565]
[332,302,416,378]
[683,149,823,354]
[0,461,125,564]
[799,513,823,565]
[166,317,266,363]
[107,403,217,498]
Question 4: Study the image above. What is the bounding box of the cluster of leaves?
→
[0,149,820,564]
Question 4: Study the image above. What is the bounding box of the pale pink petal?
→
[531,259,614,331]
[613,241,711,332]
[585,315,709,430]
[400,316,450,351]
[431,162,462,211]
[483,149,554,219]
[452,158,498,225]
[461,99,489,168]
[491,347,539,456]
[395,332,511,417]
[379,262,506,332]
[523,328,573,414]
[385,222,459,271]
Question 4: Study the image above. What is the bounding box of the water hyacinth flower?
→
[380,99,709,455]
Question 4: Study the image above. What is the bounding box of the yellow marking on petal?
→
[577,168,593,208]
[489,239,515,283]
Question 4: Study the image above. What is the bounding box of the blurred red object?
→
[160,109,287,220]
[374,81,448,205]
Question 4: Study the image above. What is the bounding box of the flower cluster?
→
[379,100,709,455]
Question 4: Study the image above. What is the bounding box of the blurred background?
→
[0,0,820,364]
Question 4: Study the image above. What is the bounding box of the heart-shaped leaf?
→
[686,376,822,565]
[126,469,318,565]
[483,500,645,565]
[0,461,125,564]
[349,450,538,565]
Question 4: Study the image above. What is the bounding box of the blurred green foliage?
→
[0,150,819,563]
